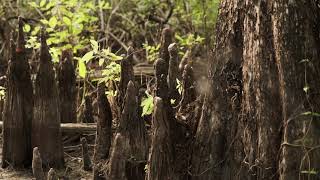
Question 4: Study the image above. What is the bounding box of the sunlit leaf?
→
[82,51,94,63]
[48,16,57,28]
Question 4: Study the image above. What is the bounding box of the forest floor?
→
[0,135,93,179]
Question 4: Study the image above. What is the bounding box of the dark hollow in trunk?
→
[147,97,176,180]
[58,50,76,123]
[32,29,64,169]
[32,147,45,180]
[93,84,113,180]
[2,18,33,168]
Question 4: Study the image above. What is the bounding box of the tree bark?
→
[32,29,64,169]
[191,0,320,179]
[2,18,33,168]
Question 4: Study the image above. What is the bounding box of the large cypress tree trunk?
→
[2,18,33,168]
[191,0,320,179]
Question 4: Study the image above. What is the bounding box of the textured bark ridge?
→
[81,137,92,171]
[147,97,176,180]
[32,28,64,169]
[167,43,180,104]
[32,147,45,180]
[93,84,113,180]
[47,168,58,180]
[118,81,147,180]
[2,17,33,168]
[118,47,134,111]
[107,133,130,180]
[58,50,76,123]
[81,95,94,123]
[154,58,169,103]
[191,0,320,179]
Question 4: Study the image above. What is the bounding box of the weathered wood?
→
[2,18,33,168]
[107,133,130,180]
[58,50,76,123]
[167,43,180,104]
[81,137,92,171]
[93,84,113,180]
[32,147,45,180]
[118,81,147,180]
[154,58,169,102]
[47,168,58,180]
[147,97,176,180]
[32,28,64,169]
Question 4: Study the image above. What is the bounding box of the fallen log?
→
[0,121,102,133]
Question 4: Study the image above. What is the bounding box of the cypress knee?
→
[2,17,33,168]
[32,147,45,180]
[147,97,176,180]
[119,81,147,180]
[93,84,113,180]
[81,137,92,171]
[159,27,174,74]
[118,47,134,111]
[58,50,76,123]
[167,43,180,104]
[179,64,196,112]
[108,133,130,180]
[82,95,94,123]
[47,168,58,180]
[32,28,64,168]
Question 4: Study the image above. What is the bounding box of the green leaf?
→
[48,16,58,28]
[23,24,31,33]
[40,0,46,7]
[301,111,320,117]
[82,51,94,63]
[78,60,87,78]
[141,92,154,116]
[301,169,317,175]
[98,58,104,66]
[303,85,309,93]
[63,16,72,26]
[90,39,99,53]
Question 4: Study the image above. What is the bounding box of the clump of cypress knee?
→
[93,83,113,180]
[2,17,33,168]
[58,50,76,123]
[32,28,64,169]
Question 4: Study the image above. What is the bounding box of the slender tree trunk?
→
[191,0,320,179]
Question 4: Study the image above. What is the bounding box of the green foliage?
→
[140,91,154,117]
[143,43,160,62]
[0,86,5,100]
[176,78,183,95]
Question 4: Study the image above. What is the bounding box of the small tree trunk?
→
[147,97,176,180]
[47,168,58,180]
[93,84,113,180]
[32,147,45,180]
[58,50,76,123]
[32,29,64,169]
[2,18,33,168]
[81,137,92,171]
